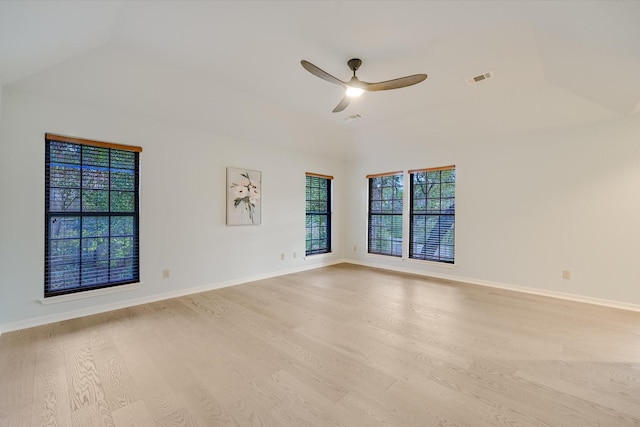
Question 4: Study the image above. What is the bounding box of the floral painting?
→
[227,167,261,225]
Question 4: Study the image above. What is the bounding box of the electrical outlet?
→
[163,269,170,279]
[353,246,357,252]
[280,253,285,261]
[293,252,297,259]
[562,270,571,280]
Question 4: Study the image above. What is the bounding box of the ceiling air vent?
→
[466,71,494,85]
[344,114,362,123]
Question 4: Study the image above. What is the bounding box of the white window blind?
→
[306,172,332,255]
[367,171,403,257]
[409,166,455,263]
[44,133,142,297]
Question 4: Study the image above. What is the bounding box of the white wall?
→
[0,88,346,332]
[344,115,640,308]
[3,75,640,334]
[0,83,7,326]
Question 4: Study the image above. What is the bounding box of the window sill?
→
[304,251,333,260]
[404,258,457,268]
[39,282,141,305]
[365,252,403,260]
[364,252,457,268]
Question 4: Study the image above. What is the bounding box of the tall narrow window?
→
[305,173,332,255]
[368,172,403,257]
[45,133,142,297]
[409,166,455,263]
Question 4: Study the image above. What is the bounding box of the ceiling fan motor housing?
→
[348,58,362,72]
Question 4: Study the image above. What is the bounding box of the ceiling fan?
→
[300,58,427,113]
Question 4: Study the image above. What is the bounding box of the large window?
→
[409,166,455,263]
[305,173,332,255]
[45,133,142,297]
[368,172,403,257]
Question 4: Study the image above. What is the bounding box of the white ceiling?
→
[1,1,639,157]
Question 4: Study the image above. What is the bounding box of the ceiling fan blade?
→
[362,74,428,92]
[301,60,346,87]
[332,97,351,113]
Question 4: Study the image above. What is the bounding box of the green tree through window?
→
[409,166,455,263]
[305,173,332,255]
[45,134,141,297]
[368,172,403,257]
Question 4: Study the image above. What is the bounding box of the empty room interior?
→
[1,1,640,426]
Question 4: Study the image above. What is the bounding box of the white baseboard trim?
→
[344,260,640,313]
[0,259,344,336]
[4,257,639,336]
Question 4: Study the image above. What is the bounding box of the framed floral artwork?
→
[227,167,261,225]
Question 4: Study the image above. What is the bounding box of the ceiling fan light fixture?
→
[346,86,364,97]
[300,58,427,112]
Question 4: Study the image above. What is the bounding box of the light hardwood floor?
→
[1,263,640,426]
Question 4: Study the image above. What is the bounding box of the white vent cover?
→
[466,71,495,85]
[344,114,362,123]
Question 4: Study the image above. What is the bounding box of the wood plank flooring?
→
[1,263,639,426]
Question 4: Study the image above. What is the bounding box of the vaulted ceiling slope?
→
[1,1,639,156]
